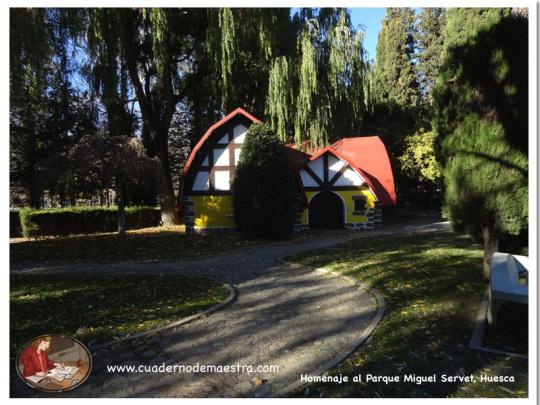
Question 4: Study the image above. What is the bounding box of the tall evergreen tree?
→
[233,123,296,239]
[433,8,528,279]
[416,8,446,107]
[374,8,419,109]
[10,9,52,208]
[365,8,422,204]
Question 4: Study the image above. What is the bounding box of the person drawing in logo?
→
[21,336,64,378]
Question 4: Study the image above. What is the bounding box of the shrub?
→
[19,206,160,238]
[232,123,297,239]
[433,11,528,278]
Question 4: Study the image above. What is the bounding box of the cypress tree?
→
[374,8,420,109]
[433,8,528,279]
[416,8,446,107]
[367,8,422,205]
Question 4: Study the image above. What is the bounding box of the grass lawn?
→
[10,272,229,356]
[10,226,264,264]
[10,209,441,266]
[286,231,528,398]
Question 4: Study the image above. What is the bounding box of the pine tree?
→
[433,8,528,279]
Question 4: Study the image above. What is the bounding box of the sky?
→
[290,8,387,61]
[348,8,386,61]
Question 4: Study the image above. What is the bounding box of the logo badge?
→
[16,334,93,393]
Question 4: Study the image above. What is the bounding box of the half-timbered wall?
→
[299,152,367,191]
[296,151,382,230]
[183,115,253,231]
[188,122,249,194]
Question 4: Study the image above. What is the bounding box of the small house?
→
[179,108,396,232]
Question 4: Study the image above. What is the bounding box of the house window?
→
[352,195,367,215]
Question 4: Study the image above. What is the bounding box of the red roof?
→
[181,108,259,178]
[329,137,397,206]
[179,108,396,207]
[284,137,396,205]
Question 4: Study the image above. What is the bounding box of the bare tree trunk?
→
[482,225,499,281]
[156,149,180,226]
[29,183,41,209]
[121,12,180,226]
[160,192,179,225]
[117,188,126,239]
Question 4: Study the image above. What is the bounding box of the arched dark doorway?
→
[308,191,344,229]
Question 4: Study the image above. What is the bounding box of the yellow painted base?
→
[189,188,377,230]
[299,188,377,226]
[191,195,236,228]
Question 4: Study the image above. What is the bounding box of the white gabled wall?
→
[334,167,364,186]
[193,171,210,191]
[192,124,247,192]
[214,171,230,190]
[307,158,324,181]
[233,124,248,143]
[300,169,319,187]
[328,154,345,177]
[298,152,366,188]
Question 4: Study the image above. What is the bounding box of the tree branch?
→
[120,10,155,128]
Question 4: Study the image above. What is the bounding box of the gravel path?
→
[11,219,449,398]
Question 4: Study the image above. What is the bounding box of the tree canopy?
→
[10,9,98,208]
[266,9,370,148]
[374,8,419,110]
[70,134,159,237]
[416,8,446,107]
[433,8,528,277]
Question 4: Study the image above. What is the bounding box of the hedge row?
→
[18,206,161,238]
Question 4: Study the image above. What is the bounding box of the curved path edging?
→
[270,258,386,398]
[89,282,236,352]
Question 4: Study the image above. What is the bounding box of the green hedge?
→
[19,206,161,238]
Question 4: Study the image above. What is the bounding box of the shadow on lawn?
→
[288,231,528,398]
[485,302,528,355]
[10,273,228,358]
